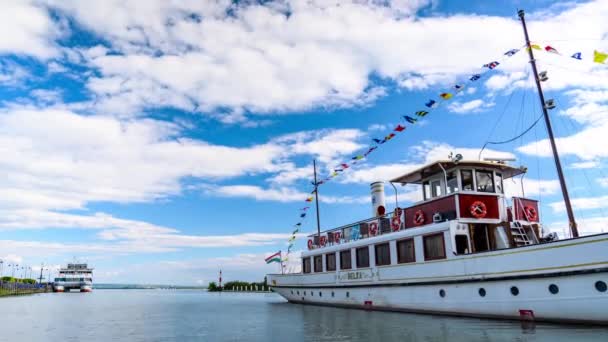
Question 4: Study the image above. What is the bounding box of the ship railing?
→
[306,213,398,249]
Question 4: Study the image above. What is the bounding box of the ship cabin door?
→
[470,224,490,253]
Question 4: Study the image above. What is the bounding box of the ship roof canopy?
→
[390,160,526,185]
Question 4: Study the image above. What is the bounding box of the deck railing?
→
[306,212,399,249]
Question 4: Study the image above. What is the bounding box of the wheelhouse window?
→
[461,170,474,191]
[476,170,495,193]
[431,179,442,198]
[356,247,370,268]
[340,250,352,270]
[375,243,391,266]
[495,172,504,194]
[446,171,458,194]
[397,238,415,263]
[303,257,311,273]
[314,255,323,272]
[423,181,431,200]
[423,233,446,261]
[326,253,336,271]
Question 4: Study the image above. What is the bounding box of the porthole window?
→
[346,291,350,298]
[548,284,559,295]
[510,286,519,296]
[478,288,486,297]
[319,292,322,297]
[291,290,294,295]
[297,291,300,295]
[595,281,607,292]
[311,291,314,297]
[304,291,306,296]
[331,292,335,297]
[439,289,445,298]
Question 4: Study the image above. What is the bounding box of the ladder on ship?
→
[511,222,533,247]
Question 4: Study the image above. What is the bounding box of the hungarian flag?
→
[265,251,282,264]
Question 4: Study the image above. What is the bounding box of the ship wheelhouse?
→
[301,160,545,275]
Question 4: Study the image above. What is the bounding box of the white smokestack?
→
[370,181,386,217]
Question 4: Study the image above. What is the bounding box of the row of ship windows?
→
[289,281,608,299]
[303,233,446,274]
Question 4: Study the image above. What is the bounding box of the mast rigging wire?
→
[478,112,544,160]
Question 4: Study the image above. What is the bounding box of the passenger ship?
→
[267,10,608,324]
[53,262,93,293]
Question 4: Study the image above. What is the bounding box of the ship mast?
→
[313,159,321,239]
[518,9,579,237]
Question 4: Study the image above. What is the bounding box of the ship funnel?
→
[370,181,386,217]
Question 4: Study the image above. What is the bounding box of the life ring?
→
[307,239,313,250]
[334,232,341,244]
[524,206,538,221]
[413,210,425,226]
[319,236,327,247]
[391,216,401,232]
[470,201,487,218]
[369,222,379,236]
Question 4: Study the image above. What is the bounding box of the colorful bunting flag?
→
[470,74,481,81]
[528,44,541,50]
[294,223,301,226]
[594,50,608,64]
[364,146,377,156]
[301,207,309,211]
[425,100,438,108]
[404,116,417,124]
[372,138,383,144]
[545,45,559,54]
[415,110,429,117]
[292,228,299,234]
[453,84,464,92]
[305,196,313,202]
[300,213,306,218]
[341,163,349,169]
[384,133,396,141]
[440,93,453,100]
[504,48,519,56]
[483,61,500,69]
[571,52,582,60]
[331,171,338,177]
[352,155,364,160]
[394,124,405,132]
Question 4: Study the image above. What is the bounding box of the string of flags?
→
[531,44,608,65]
[279,45,529,264]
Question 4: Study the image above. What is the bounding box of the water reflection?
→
[0,291,606,342]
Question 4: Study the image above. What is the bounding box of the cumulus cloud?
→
[447,99,495,114]
[204,184,367,204]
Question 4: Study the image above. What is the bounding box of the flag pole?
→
[313,159,321,241]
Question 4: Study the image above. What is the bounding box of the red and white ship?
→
[267,10,608,324]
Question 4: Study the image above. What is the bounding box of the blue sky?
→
[1,0,607,285]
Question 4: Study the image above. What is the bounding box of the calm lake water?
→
[1,290,607,341]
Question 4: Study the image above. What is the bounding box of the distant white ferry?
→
[53,263,93,293]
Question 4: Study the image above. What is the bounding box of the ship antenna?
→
[518,9,578,237]
[313,159,321,240]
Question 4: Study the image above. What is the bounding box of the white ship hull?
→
[269,230,608,324]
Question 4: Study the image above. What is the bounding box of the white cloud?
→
[546,216,608,238]
[599,178,608,187]
[0,60,29,86]
[204,184,367,204]
[550,195,608,213]
[0,0,61,58]
[447,99,495,114]
[272,128,365,164]
[0,107,288,211]
[570,160,600,169]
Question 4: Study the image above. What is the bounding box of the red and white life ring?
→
[307,239,313,250]
[524,206,538,221]
[319,235,327,247]
[333,232,341,244]
[470,201,487,218]
[413,210,425,226]
[369,222,379,236]
[391,215,401,232]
